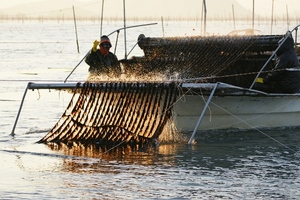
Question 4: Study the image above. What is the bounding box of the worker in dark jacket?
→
[85,35,121,77]
[254,35,300,93]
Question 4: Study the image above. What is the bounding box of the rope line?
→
[183,87,299,153]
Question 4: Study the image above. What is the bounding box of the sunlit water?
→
[0,19,300,199]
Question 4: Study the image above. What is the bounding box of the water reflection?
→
[45,141,182,169]
[45,128,300,161]
[2,129,300,199]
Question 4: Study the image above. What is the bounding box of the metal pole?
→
[286,4,289,29]
[188,83,219,144]
[100,0,105,37]
[200,0,204,35]
[72,5,80,53]
[249,35,289,89]
[107,23,157,36]
[161,16,165,37]
[252,0,255,31]
[203,0,207,36]
[64,51,89,83]
[11,83,29,135]
[295,28,298,47]
[232,4,236,31]
[250,24,300,89]
[271,0,274,34]
[123,0,127,59]
[114,31,119,55]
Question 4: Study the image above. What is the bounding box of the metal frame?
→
[12,81,292,140]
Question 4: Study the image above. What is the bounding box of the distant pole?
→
[161,16,165,37]
[72,5,80,53]
[200,1,203,35]
[286,4,290,29]
[252,0,255,31]
[271,0,274,34]
[203,0,207,36]
[232,4,236,30]
[123,0,127,59]
[100,0,105,37]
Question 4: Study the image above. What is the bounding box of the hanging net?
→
[122,34,284,87]
[38,82,177,147]
[38,33,290,148]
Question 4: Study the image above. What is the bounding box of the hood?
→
[277,35,295,56]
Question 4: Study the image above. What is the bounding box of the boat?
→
[120,24,300,136]
[174,82,300,131]
[12,24,300,146]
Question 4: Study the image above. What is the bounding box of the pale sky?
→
[0,0,91,8]
[0,0,299,8]
[0,0,299,19]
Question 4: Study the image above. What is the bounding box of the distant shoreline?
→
[0,15,299,22]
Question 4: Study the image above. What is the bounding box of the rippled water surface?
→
[0,19,300,199]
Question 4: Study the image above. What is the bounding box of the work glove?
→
[92,40,100,52]
[255,77,264,83]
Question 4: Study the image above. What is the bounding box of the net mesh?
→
[122,34,283,87]
[38,82,177,147]
[38,34,286,147]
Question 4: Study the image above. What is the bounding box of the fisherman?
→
[85,35,121,77]
[254,34,300,93]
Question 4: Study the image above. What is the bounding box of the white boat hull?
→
[173,94,300,131]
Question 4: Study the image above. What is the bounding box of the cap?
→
[100,35,112,48]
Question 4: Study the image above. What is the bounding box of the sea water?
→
[0,19,300,199]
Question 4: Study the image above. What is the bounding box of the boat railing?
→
[106,23,157,58]
[24,81,268,94]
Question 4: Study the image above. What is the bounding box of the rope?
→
[181,68,289,82]
[186,88,299,153]
[210,100,297,153]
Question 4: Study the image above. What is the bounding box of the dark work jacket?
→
[264,36,300,93]
[85,49,121,76]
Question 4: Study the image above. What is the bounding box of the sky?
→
[0,0,298,7]
[0,0,299,19]
[0,0,85,8]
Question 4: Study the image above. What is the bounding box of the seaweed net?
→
[38,82,177,147]
[122,34,283,87]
